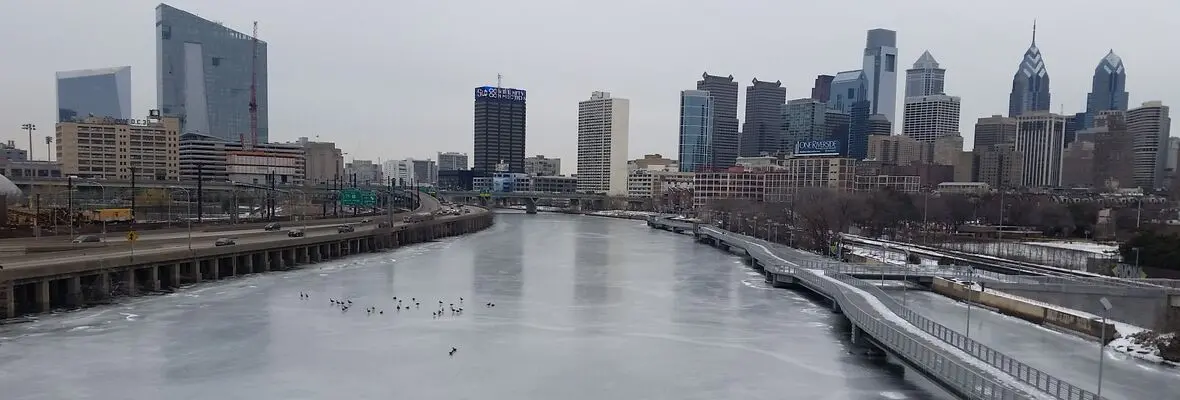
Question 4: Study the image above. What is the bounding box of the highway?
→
[886,289,1176,400]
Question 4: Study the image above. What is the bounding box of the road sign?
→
[126,231,139,242]
[340,188,377,206]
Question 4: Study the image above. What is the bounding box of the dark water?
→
[0,212,948,400]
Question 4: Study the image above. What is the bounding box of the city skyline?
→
[0,0,1178,166]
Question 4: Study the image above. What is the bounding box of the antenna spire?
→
[496,73,503,88]
[1031,19,1037,45]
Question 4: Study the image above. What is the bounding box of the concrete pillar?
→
[36,280,51,312]
[2,281,15,319]
[68,276,83,307]
[170,264,181,288]
[94,272,110,299]
[147,266,160,291]
[125,271,138,296]
[210,258,221,280]
[189,261,202,283]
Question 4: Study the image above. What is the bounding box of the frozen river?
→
[0,212,951,400]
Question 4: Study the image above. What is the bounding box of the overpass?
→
[436,190,622,214]
[648,217,1100,400]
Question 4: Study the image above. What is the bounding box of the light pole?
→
[44,136,53,162]
[965,266,975,340]
[168,186,193,250]
[922,189,930,244]
[73,176,106,241]
[20,123,36,160]
[1097,297,1112,398]
[1136,197,1143,229]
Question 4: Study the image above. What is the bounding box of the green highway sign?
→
[340,188,377,206]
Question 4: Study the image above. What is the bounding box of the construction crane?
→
[247,20,260,149]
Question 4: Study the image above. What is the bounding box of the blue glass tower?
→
[1082,50,1129,129]
[1008,22,1051,117]
[678,90,714,173]
[846,101,872,160]
[56,67,132,122]
[827,70,867,114]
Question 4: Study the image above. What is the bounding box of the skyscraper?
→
[902,95,961,143]
[473,86,527,174]
[782,98,828,154]
[1015,112,1067,187]
[811,75,834,102]
[973,115,1018,150]
[827,70,868,114]
[846,101,872,160]
[56,66,132,122]
[1009,23,1051,117]
[862,29,899,123]
[696,73,739,169]
[1127,101,1171,189]
[157,4,268,142]
[1082,50,1129,129]
[904,51,944,98]
[740,79,786,157]
[678,90,714,173]
[576,91,630,195]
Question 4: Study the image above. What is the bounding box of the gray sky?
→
[1,0,1177,175]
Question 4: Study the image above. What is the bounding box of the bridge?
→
[436,190,626,214]
[647,217,1101,400]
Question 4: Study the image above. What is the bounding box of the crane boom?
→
[248,21,259,148]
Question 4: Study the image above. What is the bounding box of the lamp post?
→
[1097,297,1112,398]
[168,186,193,250]
[20,123,36,160]
[965,266,975,340]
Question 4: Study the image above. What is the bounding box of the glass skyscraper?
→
[1082,50,1129,129]
[678,90,714,173]
[1009,24,1050,117]
[473,86,527,174]
[56,66,131,122]
[696,73,739,169]
[157,4,268,142]
[827,70,867,114]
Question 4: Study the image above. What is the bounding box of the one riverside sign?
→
[794,140,841,156]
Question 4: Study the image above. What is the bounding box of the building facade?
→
[904,51,945,98]
[740,79,786,157]
[782,98,829,154]
[1009,25,1051,117]
[1014,112,1067,187]
[1127,101,1172,189]
[411,159,438,184]
[1083,50,1129,130]
[1087,111,1135,190]
[473,86,527,173]
[867,134,926,166]
[344,160,382,185]
[298,137,343,185]
[827,70,867,114]
[678,90,714,172]
[902,95,960,143]
[524,155,561,176]
[437,152,468,171]
[697,73,740,169]
[974,145,1024,189]
[56,116,181,181]
[179,132,303,185]
[56,66,132,123]
[862,29,899,123]
[576,91,630,195]
[973,115,1018,150]
[628,154,678,173]
[1,141,28,162]
[157,4,268,142]
[811,75,834,102]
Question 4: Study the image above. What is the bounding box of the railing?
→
[700,228,1103,400]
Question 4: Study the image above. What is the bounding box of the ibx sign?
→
[475,86,526,102]
[794,140,842,156]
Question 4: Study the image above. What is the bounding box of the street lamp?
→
[20,123,36,160]
[1097,297,1113,398]
[168,186,193,250]
[965,266,975,340]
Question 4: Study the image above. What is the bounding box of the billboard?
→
[794,140,842,156]
[475,86,526,102]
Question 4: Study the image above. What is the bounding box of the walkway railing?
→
[698,228,1103,400]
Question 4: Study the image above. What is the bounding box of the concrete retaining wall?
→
[931,277,1117,342]
[984,281,1178,332]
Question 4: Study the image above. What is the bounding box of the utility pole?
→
[44,136,53,161]
[196,164,204,222]
[20,123,36,160]
[130,167,137,223]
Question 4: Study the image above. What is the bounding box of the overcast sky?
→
[1,0,1177,175]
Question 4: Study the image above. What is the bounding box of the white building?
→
[1014,112,1067,187]
[902,95,961,143]
[576,91,630,195]
[1127,101,1172,189]
[862,29,898,123]
[524,155,561,176]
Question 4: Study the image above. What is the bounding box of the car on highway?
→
[361,218,372,223]
[214,238,237,246]
[287,229,305,238]
[337,225,355,233]
[72,234,101,243]
[263,223,281,231]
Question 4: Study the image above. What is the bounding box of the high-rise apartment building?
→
[56,116,181,180]
[524,155,561,176]
[1015,112,1067,187]
[905,51,945,98]
[56,67,132,123]
[811,75,834,102]
[157,4,268,142]
[782,99,828,154]
[437,152,468,171]
[862,29,899,123]
[740,79,787,157]
[697,73,739,169]
[678,90,714,173]
[902,95,960,143]
[1127,101,1172,189]
[828,70,868,114]
[1009,24,1051,117]
[576,91,630,195]
[973,115,1018,150]
[1081,50,1129,130]
[473,86,527,173]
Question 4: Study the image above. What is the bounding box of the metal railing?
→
[699,228,1103,400]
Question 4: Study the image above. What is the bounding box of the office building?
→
[867,114,892,136]
[825,110,851,156]
[437,152,468,171]
[56,66,132,123]
[846,101,872,159]
[411,159,438,184]
[697,73,740,169]
[862,29,899,122]
[975,145,1024,189]
[782,98,828,154]
[56,115,180,181]
[811,75,834,102]
[157,4,268,142]
[524,155,561,176]
[1127,101,1172,189]
[1084,111,1135,190]
[902,95,960,143]
[867,135,926,166]
[344,160,382,185]
[905,51,945,98]
[740,79,786,157]
[828,70,867,114]
[179,132,303,185]
[297,137,343,185]
[1009,24,1051,117]
[385,159,414,185]
[678,90,714,172]
[1,141,27,162]
[1014,112,1067,187]
[473,86,527,173]
[576,91,630,195]
[973,115,1018,149]
[1060,140,1095,187]
[1082,50,1129,129]
[931,135,964,165]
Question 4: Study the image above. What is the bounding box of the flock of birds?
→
[297,291,497,357]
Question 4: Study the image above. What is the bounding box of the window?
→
[212,57,221,66]
[161,25,171,40]
[885,54,896,72]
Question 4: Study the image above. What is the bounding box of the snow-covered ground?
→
[1023,240,1119,255]
[587,210,657,218]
